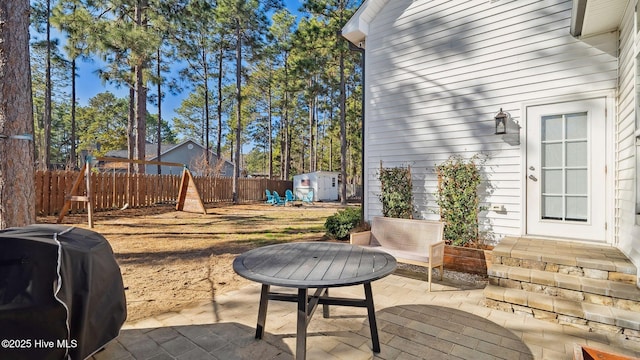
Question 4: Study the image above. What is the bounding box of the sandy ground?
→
[38,202,346,323]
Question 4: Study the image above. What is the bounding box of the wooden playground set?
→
[57,157,206,228]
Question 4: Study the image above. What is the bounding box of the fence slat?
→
[34,170,292,216]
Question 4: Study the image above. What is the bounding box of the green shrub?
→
[435,155,484,246]
[324,207,362,240]
[378,166,414,219]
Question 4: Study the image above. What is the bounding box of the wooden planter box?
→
[574,344,637,360]
[443,245,493,275]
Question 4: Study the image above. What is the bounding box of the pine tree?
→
[0,0,36,228]
[172,0,219,164]
[269,8,296,180]
[302,0,359,204]
[216,0,283,203]
[51,0,93,169]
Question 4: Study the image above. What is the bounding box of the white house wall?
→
[614,0,640,281]
[362,0,618,242]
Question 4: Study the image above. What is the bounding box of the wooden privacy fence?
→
[35,170,292,216]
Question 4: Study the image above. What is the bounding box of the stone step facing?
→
[492,237,637,281]
[488,264,640,311]
[484,284,640,334]
[484,237,640,341]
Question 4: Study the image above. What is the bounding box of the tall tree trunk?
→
[135,64,146,173]
[338,55,347,204]
[307,77,315,173]
[283,52,291,180]
[329,106,334,171]
[315,101,320,171]
[156,47,162,174]
[200,106,205,145]
[267,82,273,179]
[127,84,135,207]
[0,0,36,228]
[329,137,333,171]
[70,57,77,169]
[43,0,52,170]
[232,20,241,204]
[134,0,147,174]
[339,0,347,205]
[203,48,210,165]
[216,46,223,159]
[280,111,286,179]
[127,86,135,173]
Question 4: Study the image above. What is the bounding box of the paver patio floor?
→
[92,273,640,360]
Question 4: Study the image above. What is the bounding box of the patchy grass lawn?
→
[39,202,348,322]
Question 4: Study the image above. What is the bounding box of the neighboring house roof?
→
[146,139,234,167]
[146,139,197,162]
[99,140,234,173]
[144,143,182,159]
[103,149,128,159]
[103,144,176,160]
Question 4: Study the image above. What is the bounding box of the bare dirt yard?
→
[38,202,347,323]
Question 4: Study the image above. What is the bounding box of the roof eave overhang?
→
[570,0,587,37]
[342,0,390,47]
[570,0,626,38]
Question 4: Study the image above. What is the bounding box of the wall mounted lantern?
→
[495,108,508,135]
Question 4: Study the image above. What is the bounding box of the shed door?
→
[525,98,606,241]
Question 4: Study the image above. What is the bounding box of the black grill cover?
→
[0,225,127,359]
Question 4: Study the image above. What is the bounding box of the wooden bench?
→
[350,216,445,291]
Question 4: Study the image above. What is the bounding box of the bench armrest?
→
[429,241,446,267]
[350,231,372,245]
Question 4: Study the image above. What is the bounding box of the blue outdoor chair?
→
[265,189,276,204]
[302,190,314,204]
[272,191,285,206]
[284,189,296,205]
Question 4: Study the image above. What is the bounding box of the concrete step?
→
[492,237,637,282]
[484,237,640,340]
[484,284,640,338]
[488,264,640,311]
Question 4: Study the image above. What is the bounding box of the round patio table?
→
[233,241,397,360]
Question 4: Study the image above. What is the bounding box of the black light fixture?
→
[495,108,508,135]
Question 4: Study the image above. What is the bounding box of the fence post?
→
[39,171,293,216]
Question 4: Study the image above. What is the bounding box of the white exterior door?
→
[525,98,607,241]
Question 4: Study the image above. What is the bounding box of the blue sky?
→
[71,0,306,126]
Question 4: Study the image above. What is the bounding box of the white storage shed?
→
[293,171,339,202]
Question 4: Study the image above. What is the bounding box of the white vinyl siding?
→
[362,0,617,242]
[616,0,640,282]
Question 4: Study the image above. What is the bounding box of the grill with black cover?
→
[0,224,126,360]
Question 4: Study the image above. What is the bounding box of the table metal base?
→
[254,283,380,360]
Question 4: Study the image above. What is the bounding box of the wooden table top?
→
[233,242,397,288]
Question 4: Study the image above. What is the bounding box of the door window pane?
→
[543,143,562,167]
[540,112,589,222]
[542,196,562,220]
[566,169,588,195]
[566,112,588,139]
[543,169,562,194]
[566,196,588,221]
[542,115,563,141]
[566,141,587,167]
